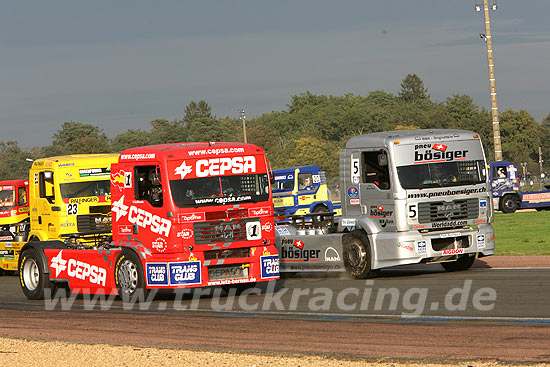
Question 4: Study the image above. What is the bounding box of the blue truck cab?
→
[489,161,550,213]
[272,166,341,220]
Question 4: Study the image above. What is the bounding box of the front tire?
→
[441,254,476,272]
[114,249,147,301]
[500,195,519,213]
[343,230,378,279]
[19,249,56,300]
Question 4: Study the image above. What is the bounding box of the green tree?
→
[149,118,188,144]
[0,141,35,180]
[42,122,111,156]
[184,100,212,123]
[187,117,236,142]
[112,129,152,152]
[398,74,429,102]
[500,109,541,170]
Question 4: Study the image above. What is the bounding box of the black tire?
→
[342,230,378,279]
[500,195,519,213]
[222,282,257,295]
[441,254,476,272]
[114,249,147,301]
[19,248,56,300]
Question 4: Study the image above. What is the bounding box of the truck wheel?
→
[441,254,476,272]
[114,249,147,301]
[342,230,378,279]
[312,204,329,224]
[19,249,56,300]
[500,195,518,213]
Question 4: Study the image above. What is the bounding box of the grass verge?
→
[493,210,550,255]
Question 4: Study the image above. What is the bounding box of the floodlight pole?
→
[476,0,502,161]
[239,109,247,144]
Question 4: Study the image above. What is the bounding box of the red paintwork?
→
[46,142,279,295]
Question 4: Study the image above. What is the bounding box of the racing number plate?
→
[208,265,249,281]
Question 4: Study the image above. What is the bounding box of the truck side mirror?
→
[377,154,388,167]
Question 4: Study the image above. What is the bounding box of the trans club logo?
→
[260,255,279,279]
[169,261,201,285]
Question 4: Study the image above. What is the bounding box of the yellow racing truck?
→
[0,154,119,272]
[0,179,29,273]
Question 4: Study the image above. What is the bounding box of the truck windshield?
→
[60,180,111,198]
[273,180,294,193]
[0,188,15,210]
[397,160,486,189]
[170,174,270,207]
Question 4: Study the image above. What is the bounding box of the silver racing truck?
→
[275,129,494,277]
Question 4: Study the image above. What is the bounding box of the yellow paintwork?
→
[28,154,119,241]
[0,241,24,271]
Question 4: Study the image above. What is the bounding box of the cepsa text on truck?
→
[274,130,494,277]
[18,142,279,300]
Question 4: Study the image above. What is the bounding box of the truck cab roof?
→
[273,166,321,177]
[345,129,480,149]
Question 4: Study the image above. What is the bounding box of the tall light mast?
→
[475,0,502,161]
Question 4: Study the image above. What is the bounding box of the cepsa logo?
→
[50,250,107,286]
[174,156,256,179]
[414,143,468,163]
[112,196,172,236]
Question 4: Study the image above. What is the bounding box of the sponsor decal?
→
[146,263,169,286]
[379,218,394,228]
[50,250,106,286]
[120,153,156,160]
[431,220,467,229]
[261,221,273,232]
[58,163,75,167]
[370,206,393,218]
[79,168,110,177]
[60,222,75,228]
[194,195,252,205]
[0,249,15,258]
[112,195,172,236]
[151,237,167,252]
[169,261,201,285]
[0,235,14,241]
[474,219,487,224]
[416,241,427,255]
[347,186,359,199]
[179,212,205,223]
[407,187,487,199]
[246,221,262,240]
[440,232,461,238]
[176,228,194,240]
[441,248,465,256]
[349,198,360,205]
[187,147,245,156]
[293,240,304,249]
[414,143,468,163]
[69,197,99,204]
[312,174,321,183]
[324,247,341,262]
[275,226,291,236]
[522,192,550,203]
[479,199,487,208]
[281,246,320,261]
[477,234,485,249]
[174,156,257,179]
[397,242,414,251]
[260,255,279,279]
[249,207,271,217]
[341,218,356,227]
[118,224,133,236]
[111,170,125,192]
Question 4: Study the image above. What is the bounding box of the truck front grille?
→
[418,198,479,223]
[76,214,112,232]
[194,219,249,245]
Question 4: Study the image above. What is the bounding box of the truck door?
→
[359,150,395,230]
[36,170,62,239]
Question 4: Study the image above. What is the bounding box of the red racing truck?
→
[19,142,279,300]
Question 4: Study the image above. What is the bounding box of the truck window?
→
[18,187,27,206]
[39,171,55,202]
[362,151,390,190]
[0,186,16,210]
[298,173,313,191]
[494,166,507,179]
[135,165,163,207]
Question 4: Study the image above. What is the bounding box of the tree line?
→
[2,74,550,183]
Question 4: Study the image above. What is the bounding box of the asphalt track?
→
[1,258,549,363]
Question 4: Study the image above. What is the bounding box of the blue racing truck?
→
[490,161,550,213]
[272,166,341,220]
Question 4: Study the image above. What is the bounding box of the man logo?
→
[324,247,341,262]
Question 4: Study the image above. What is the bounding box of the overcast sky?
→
[2,1,549,148]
